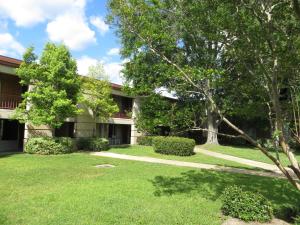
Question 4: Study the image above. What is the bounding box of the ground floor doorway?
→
[97,123,131,145]
[0,119,24,152]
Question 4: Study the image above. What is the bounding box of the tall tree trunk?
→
[206,106,219,145]
[205,79,219,145]
[271,78,300,178]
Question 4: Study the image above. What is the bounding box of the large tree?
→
[108,0,300,189]
[135,94,204,136]
[14,43,81,130]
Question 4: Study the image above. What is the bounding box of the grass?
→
[109,145,254,169]
[1,152,300,225]
[201,144,300,167]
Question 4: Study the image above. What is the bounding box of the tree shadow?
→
[150,170,300,219]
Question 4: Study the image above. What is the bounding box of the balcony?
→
[0,94,21,110]
[113,112,131,119]
[112,95,133,119]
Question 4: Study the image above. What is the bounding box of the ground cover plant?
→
[221,185,273,222]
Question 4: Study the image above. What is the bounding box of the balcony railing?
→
[113,112,131,119]
[0,94,21,109]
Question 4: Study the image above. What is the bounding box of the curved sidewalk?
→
[194,146,283,173]
[91,151,286,179]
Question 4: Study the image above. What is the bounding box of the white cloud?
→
[46,11,96,50]
[77,56,124,84]
[0,33,25,58]
[0,0,96,51]
[107,48,120,56]
[90,16,109,35]
[77,55,97,75]
[0,0,86,27]
[103,62,124,84]
[0,19,8,31]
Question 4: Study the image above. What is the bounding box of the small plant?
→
[137,136,157,146]
[152,136,195,156]
[77,137,109,151]
[275,205,300,223]
[294,215,300,225]
[25,137,75,155]
[221,185,273,222]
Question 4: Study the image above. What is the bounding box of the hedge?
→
[221,185,273,222]
[77,137,109,151]
[137,136,157,146]
[25,137,75,155]
[152,136,195,156]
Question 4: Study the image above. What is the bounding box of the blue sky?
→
[0,0,125,84]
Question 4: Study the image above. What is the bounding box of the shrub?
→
[77,137,109,151]
[56,137,76,153]
[152,136,195,156]
[221,185,273,222]
[137,136,156,146]
[294,216,300,225]
[76,137,91,150]
[275,205,300,223]
[25,137,74,155]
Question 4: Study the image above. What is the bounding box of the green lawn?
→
[109,145,254,169]
[201,144,300,167]
[1,152,300,225]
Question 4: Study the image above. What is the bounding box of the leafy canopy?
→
[14,43,81,128]
[81,62,118,121]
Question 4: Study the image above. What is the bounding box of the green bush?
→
[152,136,195,156]
[137,136,156,146]
[221,186,273,222]
[275,205,300,223]
[76,137,90,150]
[56,137,75,153]
[77,137,109,151]
[294,216,300,225]
[25,137,75,155]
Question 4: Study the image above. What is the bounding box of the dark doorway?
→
[0,119,24,152]
[108,124,131,145]
[54,122,75,138]
[121,125,131,144]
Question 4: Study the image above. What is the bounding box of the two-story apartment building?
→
[0,56,25,152]
[0,55,141,152]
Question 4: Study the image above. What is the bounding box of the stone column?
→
[130,97,142,144]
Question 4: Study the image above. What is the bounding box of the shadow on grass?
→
[151,170,300,219]
[0,152,23,158]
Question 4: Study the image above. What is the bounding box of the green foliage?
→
[136,94,203,135]
[81,63,118,122]
[152,136,195,156]
[77,137,109,151]
[221,185,273,222]
[275,205,300,224]
[25,137,75,155]
[14,43,81,128]
[137,136,157,146]
[295,216,300,225]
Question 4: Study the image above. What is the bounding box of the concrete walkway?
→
[194,146,282,173]
[91,152,286,179]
